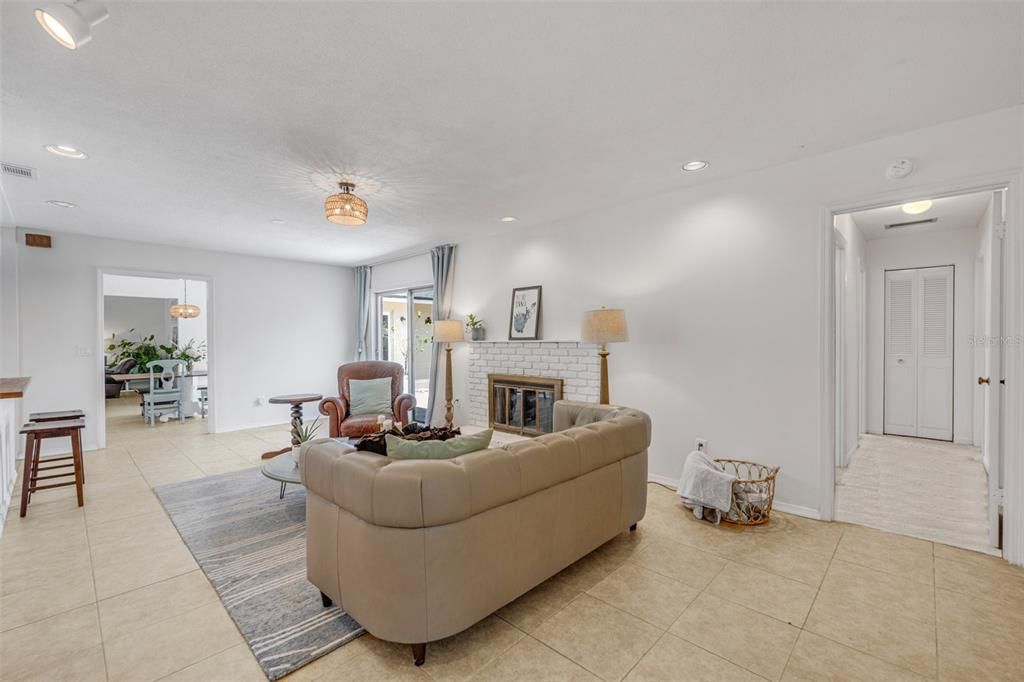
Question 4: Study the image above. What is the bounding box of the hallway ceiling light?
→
[681,160,709,172]
[500,216,518,222]
[170,280,201,319]
[45,199,76,208]
[901,200,933,215]
[324,181,368,225]
[44,144,88,159]
[34,0,109,50]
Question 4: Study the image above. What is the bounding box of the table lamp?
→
[433,319,464,428]
[581,307,629,405]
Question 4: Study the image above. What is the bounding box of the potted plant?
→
[106,331,162,371]
[292,417,322,466]
[466,314,485,341]
[160,339,208,373]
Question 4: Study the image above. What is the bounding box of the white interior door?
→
[917,266,954,440]
[884,270,918,436]
[983,191,1004,546]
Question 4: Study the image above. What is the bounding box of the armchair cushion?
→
[349,377,394,416]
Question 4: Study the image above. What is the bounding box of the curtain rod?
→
[358,243,453,269]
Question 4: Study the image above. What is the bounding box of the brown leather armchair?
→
[319,361,417,438]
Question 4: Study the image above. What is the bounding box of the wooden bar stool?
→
[19,419,86,518]
[28,410,86,483]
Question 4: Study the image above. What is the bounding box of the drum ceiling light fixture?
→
[324,181,368,225]
[170,280,200,319]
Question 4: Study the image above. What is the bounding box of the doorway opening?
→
[832,188,1006,553]
[101,273,210,440]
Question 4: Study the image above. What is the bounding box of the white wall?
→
[834,215,867,463]
[103,296,177,349]
[14,231,355,450]
[374,105,1022,514]
[864,229,978,443]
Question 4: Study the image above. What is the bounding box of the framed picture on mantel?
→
[508,285,542,340]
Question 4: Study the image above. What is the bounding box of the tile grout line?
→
[932,541,939,677]
[778,522,844,680]
[82,499,112,682]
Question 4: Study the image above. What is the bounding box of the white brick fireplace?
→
[465,341,601,427]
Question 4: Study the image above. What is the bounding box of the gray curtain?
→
[426,244,456,424]
[355,265,372,360]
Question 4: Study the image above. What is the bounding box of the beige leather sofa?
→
[300,401,650,666]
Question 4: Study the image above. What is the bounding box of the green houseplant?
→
[466,314,485,341]
[292,417,322,465]
[106,331,162,371]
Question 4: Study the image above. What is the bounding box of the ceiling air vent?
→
[1,162,36,180]
[884,217,937,230]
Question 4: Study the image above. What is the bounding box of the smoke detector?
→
[885,159,914,180]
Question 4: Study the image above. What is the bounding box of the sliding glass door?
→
[377,286,434,422]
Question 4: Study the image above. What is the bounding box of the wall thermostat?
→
[886,158,914,180]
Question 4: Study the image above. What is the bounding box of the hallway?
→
[836,434,992,553]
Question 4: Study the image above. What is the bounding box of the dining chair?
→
[143,359,185,424]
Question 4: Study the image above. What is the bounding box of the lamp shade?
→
[581,308,628,344]
[324,182,368,225]
[433,319,464,343]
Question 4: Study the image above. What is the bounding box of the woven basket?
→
[714,459,780,526]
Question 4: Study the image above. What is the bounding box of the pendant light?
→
[170,280,200,319]
[324,181,368,225]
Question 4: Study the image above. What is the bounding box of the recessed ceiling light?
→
[500,216,518,223]
[270,218,284,225]
[901,200,933,215]
[45,199,76,208]
[681,160,709,172]
[34,1,109,50]
[44,144,87,159]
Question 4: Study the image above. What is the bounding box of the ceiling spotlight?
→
[34,0,109,50]
[324,181,368,225]
[500,216,518,223]
[44,144,87,159]
[681,160,709,172]
[45,199,76,208]
[901,200,933,215]
[270,218,285,225]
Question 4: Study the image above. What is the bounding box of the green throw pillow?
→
[386,430,494,460]
[348,377,393,416]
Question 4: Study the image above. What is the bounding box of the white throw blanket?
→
[676,450,736,525]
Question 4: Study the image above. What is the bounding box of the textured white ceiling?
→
[1,1,1021,265]
[849,191,994,241]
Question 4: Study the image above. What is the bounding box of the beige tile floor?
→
[2,397,1024,681]
[835,434,991,553]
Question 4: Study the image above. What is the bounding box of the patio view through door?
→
[377,286,434,423]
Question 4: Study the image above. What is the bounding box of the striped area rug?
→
[155,468,364,680]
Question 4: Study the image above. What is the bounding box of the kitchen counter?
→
[0,377,30,399]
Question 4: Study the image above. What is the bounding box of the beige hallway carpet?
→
[835,434,991,553]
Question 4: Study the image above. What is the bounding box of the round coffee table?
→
[261,451,301,499]
[260,393,323,460]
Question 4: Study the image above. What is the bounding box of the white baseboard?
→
[648,473,677,489]
[648,474,821,521]
[771,501,821,520]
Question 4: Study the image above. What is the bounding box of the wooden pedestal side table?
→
[260,393,323,460]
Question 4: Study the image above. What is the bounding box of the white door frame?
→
[94,267,216,449]
[834,228,847,467]
[819,172,1024,566]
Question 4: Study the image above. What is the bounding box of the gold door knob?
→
[978,377,990,385]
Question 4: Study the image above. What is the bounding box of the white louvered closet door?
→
[917,266,954,440]
[884,266,954,440]
[884,271,918,437]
